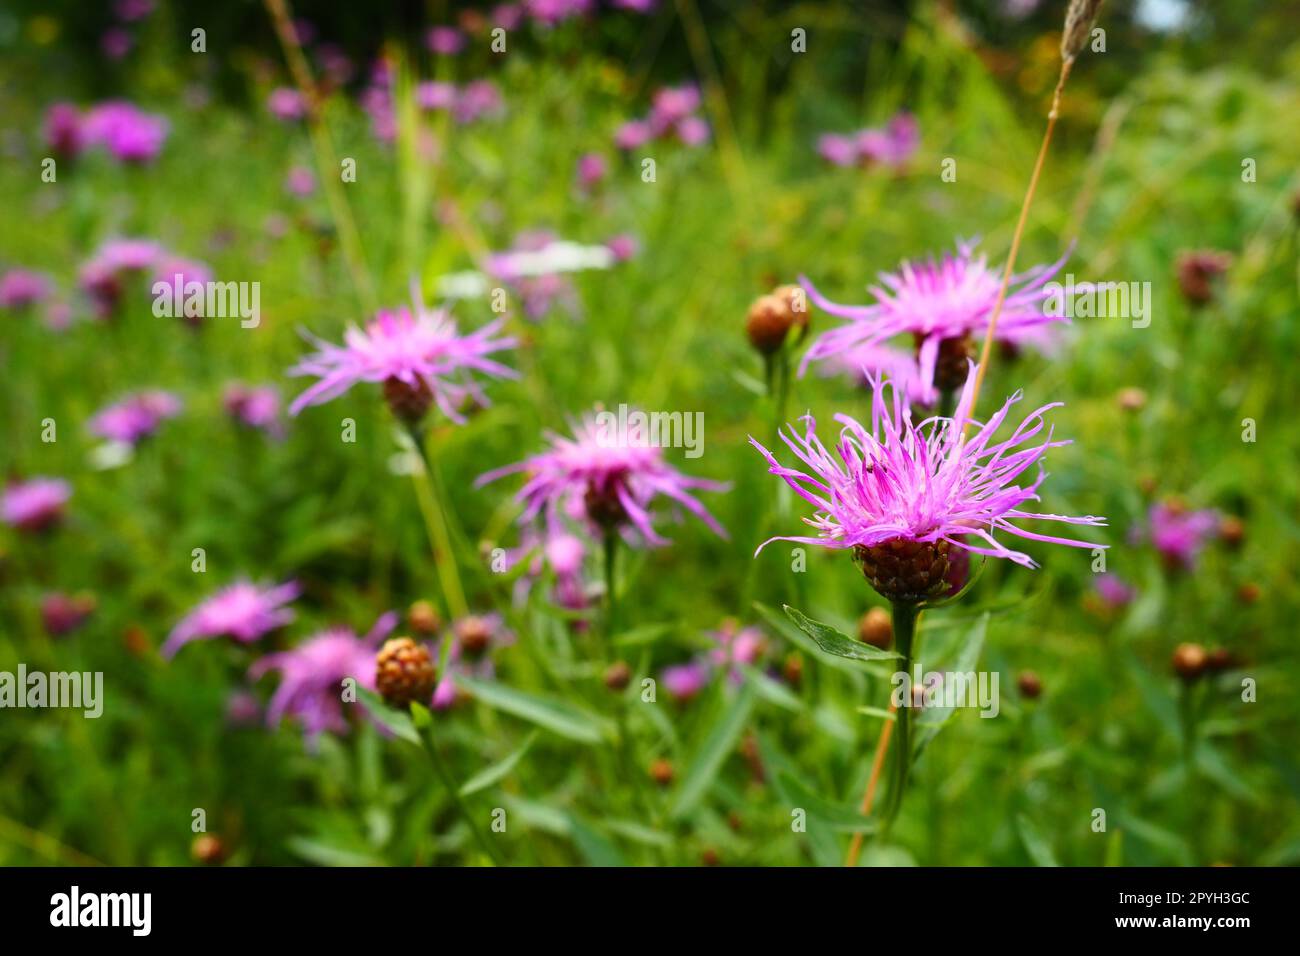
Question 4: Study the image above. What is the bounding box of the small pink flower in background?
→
[507,527,590,611]
[799,239,1069,397]
[289,18,316,44]
[649,85,701,133]
[267,87,307,122]
[662,660,710,701]
[426,26,466,55]
[114,0,155,21]
[316,44,354,88]
[2,478,72,533]
[151,256,214,325]
[285,165,316,197]
[433,614,515,710]
[163,580,300,658]
[1146,501,1219,571]
[454,80,503,124]
[80,237,161,317]
[83,101,168,163]
[818,341,934,405]
[416,81,457,111]
[1094,573,1135,608]
[614,120,652,151]
[101,28,133,61]
[225,690,262,727]
[287,292,517,422]
[493,4,525,29]
[708,620,768,683]
[88,390,183,445]
[43,103,86,158]
[478,408,729,548]
[817,133,857,167]
[0,269,52,311]
[611,0,657,11]
[526,0,594,27]
[751,365,1106,569]
[676,115,710,146]
[224,383,285,439]
[576,152,607,191]
[41,592,96,637]
[605,234,638,262]
[485,230,581,320]
[249,612,398,742]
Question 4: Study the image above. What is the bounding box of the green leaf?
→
[742,665,804,711]
[566,813,628,867]
[286,836,385,867]
[459,732,539,797]
[914,611,989,752]
[1016,813,1061,867]
[456,675,613,744]
[355,686,420,745]
[671,683,756,818]
[754,601,866,674]
[604,819,672,848]
[782,604,899,662]
[777,772,877,833]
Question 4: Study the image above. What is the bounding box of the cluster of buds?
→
[745,284,811,355]
[376,637,437,706]
[1171,643,1236,682]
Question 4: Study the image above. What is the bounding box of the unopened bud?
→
[376,637,437,706]
[408,599,440,635]
[1218,515,1244,549]
[1172,642,1208,681]
[649,758,675,787]
[858,607,893,649]
[603,660,632,691]
[383,374,434,424]
[1117,387,1147,412]
[1017,670,1043,699]
[191,834,226,864]
[745,294,795,355]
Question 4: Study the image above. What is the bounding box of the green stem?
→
[603,529,619,650]
[404,422,469,630]
[418,721,504,866]
[881,601,919,837]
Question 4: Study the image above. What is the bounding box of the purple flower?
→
[163,580,300,658]
[426,26,466,55]
[2,478,71,532]
[493,5,526,30]
[649,85,701,134]
[817,341,934,404]
[750,364,1106,569]
[151,256,214,324]
[454,80,503,124]
[526,0,594,27]
[799,239,1069,396]
[708,620,768,683]
[611,0,657,11]
[1147,501,1219,571]
[416,81,457,111]
[224,383,285,438]
[267,87,306,122]
[1094,573,1135,608]
[477,409,729,548]
[614,119,652,151]
[605,234,638,262]
[662,660,710,701]
[675,115,710,146]
[89,390,182,445]
[288,292,517,422]
[576,152,607,190]
[80,238,161,316]
[249,612,398,742]
[285,165,316,197]
[83,101,168,163]
[115,0,155,22]
[101,28,133,60]
[41,592,96,636]
[43,103,86,158]
[0,269,52,310]
[817,133,857,167]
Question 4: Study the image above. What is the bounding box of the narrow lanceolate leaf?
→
[566,813,628,867]
[754,601,865,674]
[671,683,756,819]
[1017,813,1061,867]
[777,772,877,834]
[459,731,539,797]
[456,675,613,744]
[782,604,900,662]
[355,686,420,745]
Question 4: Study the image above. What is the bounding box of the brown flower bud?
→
[1172,642,1208,681]
[1017,670,1043,699]
[1218,516,1244,549]
[1117,387,1147,412]
[603,660,632,691]
[858,607,893,649]
[1236,582,1260,604]
[854,537,951,604]
[1176,250,1232,307]
[455,615,493,657]
[649,758,675,787]
[745,294,795,354]
[376,637,437,706]
[700,847,721,866]
[782,652,804,688]
[191,834,226,865]
[408,599,440,636]
[1206,648,1233,672]
[382,374,433,424]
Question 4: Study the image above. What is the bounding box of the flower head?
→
[0,269,53,311]
[43,103,86,158]
[800,239,1068,396]
[432,613,513,710]
[1147,500,1219,570]
[708,620,768,683]
[267,87,306,122]
[478,409,729,547]
[88,390,182,445]
[83,101,168,163]
[224,383,285,438]
[79,238,162,317]
[163,580,300,658]
[662,660,710,701]
[288,291,517,423]
[249,612,397,742]
[751,365,1104,600]
[2,478,72,532]
[41,592,97,637]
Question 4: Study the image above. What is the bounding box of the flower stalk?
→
[880,601,918,836]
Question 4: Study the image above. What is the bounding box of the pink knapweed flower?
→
[2,478,72,532]
[751,365,1105,577]
[249,612,398,742]
[708,620,767,683]
[817,133,857,167]
[649,85,701,134]
[614,119,652,150]
[285,165,316,197]
[576,152,607,190]
[43,103,86,158]
[1094,573,1135,608]
[224,383,285,438]
[267,87,306,122]
[287,292,517,423]
[163,580,300,658]
[0,269,52,310]
[800,239,1069,396]
[426,26,466,55]
[454,80,503,124]
[89,390,182,445]
[416,81,457,111]
[676,115,710,146]
[432,614,514,710]
[83,101,167,162]
[1147,501,1219,571]
[41,592,96,636]
[79,238,162,317]
[662,660,710,701]
[817,341,933,404]
[477,409,728,547]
